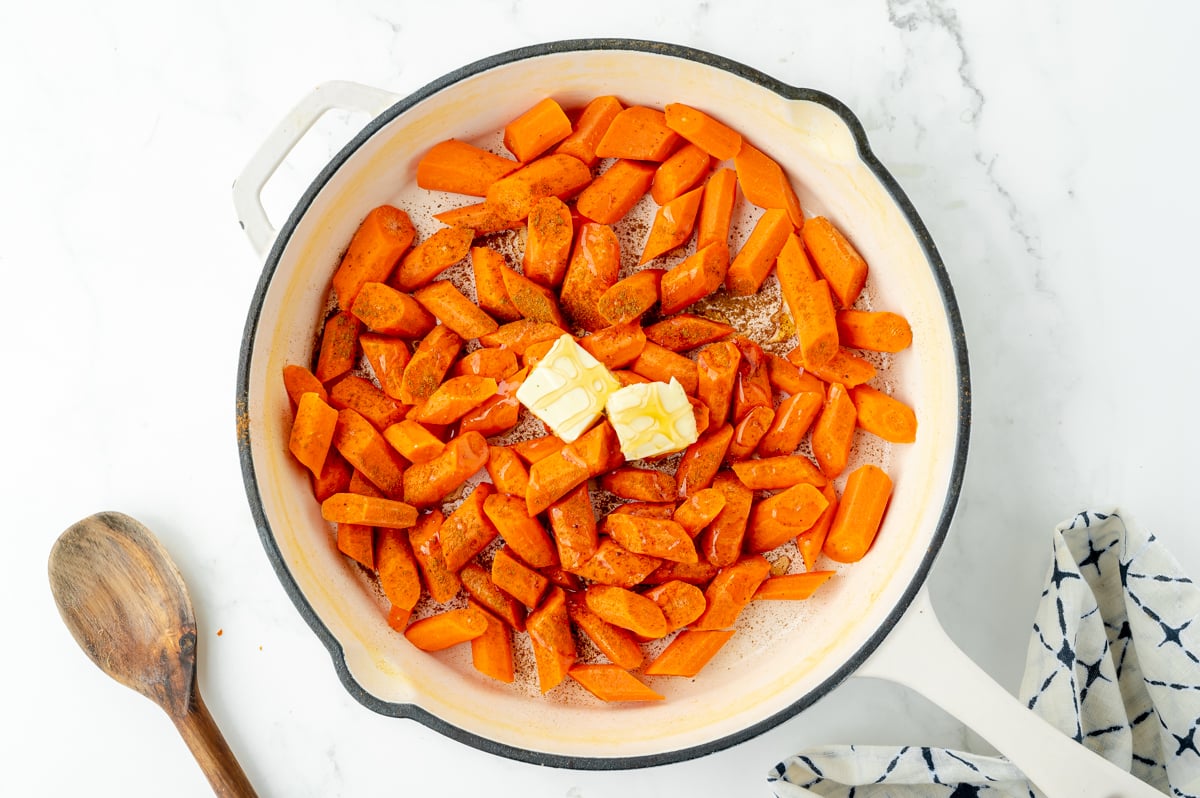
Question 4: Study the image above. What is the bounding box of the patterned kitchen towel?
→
[769,509,1200,797]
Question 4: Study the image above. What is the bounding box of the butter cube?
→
[515,334,620,443]
[605,378,698,461]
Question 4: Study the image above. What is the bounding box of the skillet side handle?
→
[855,588,1160,798]
[232,81,400,258]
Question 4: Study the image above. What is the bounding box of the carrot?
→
[526,421,622,515]
[452,347,518,381]
[289,392,338,476]
[574,159,657,225]
[639,185,704,265]
[658,240,730,315]
[460,562,526,631]
[386,605,412,632]
[526,587,577,692]
[786,279,839,368]
[478,319,565,355]
[485,445,530,498]
[642,559,718,586]
[437,482,498,572]
[756,390,823,457]
[644,629,735,677]
[792,346,876,388]
[696,167,737,250]
[765,352,826,397]
[491,545,550,608]
[416,139,520,196]
[511,433,566,464]
[411,375,498,425]
[457,368,526,437]
[376,526,421,611]
[612,369,651,387]
[577,320,647,369]
[310,449,352,503]
[585,584,669,639]
[836,309,913,353]
[485,153,592,223]
[469,245,522,323]
[630,341,698,395]
[797,482,838,571]
[328,374,408,430]
[597,269,663,325]
[643,314,732,352]
[321,493,418,528]
[545,483,598,570]
[282,364,328,407]
[595,106,682,161]
[731,453,826,491]
[391,226,474,292]
[559,222,621,332]
[402,430,489,510]
[776,231,817,289]
[725,208,792,296]
[693,555,771,630]
[399,324,463,405]
[484,492,558,568]
[801,216,868,308]
[359,334,412,400]
[335,523,374,570]
[314,311,361,383]
[600,467,677,502]
[612,502,675,520]
[412,280,500,340]
[699,470,754,567]
[849,385,917,444]
[404,605,488,652]
[382,419,443,464]
[753,571,835,601]
[556,95,623,166]
[332,409,406,499]
[499,264,568,328]
[566,594,644,670]
[434,202,523,235]
[602,514,698,564]
[469,603,515,684]
[569,664,663,702]
[332,205,416,311]
[408,509,460,603]
[811,382,857,479]
[663,103,743,161]
[726,405,775,461]
[734,141,804,228]
[521,338,557,369]
[745,482,829,552]
[523,196,574,288]
[651,143,713,205]
[641,580,707,631]
[568,538,661,588]
[824,464,893,563]
[695,341,741,426]
[504,97,573,162]
[674,423,734,499]
[690,396,712,437]
[348,468,385,498]
[673,487,727,536]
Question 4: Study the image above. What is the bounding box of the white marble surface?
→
[7,1,1200,795]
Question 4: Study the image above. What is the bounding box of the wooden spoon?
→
[48,511,257,797]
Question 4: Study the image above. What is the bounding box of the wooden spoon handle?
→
[172,688,258,797]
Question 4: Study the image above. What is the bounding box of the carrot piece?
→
[575,159,656,225]
[597,269,663,325]
[569,664,663,702]
[585,584,669,639]
[576,320,646,370]
[651,143,712,205]
[540,565,583,593]
[674,423,734,499]
[693,555,771,630]
[405,605,488,651]
[359,334,412,400]
[746,483,829,552]
[776,233,818,329]
[485,446,530,498]
[753,571,835,601]
[332,205,416,311]
[696,167,737,251]
[663,103,743,161]
[411,375,498,425]
[380,419,441,464]
[786,279,839,368]
[392,226,474,292]
[611,369,651,388]
[416,139,520,196]
[642,559,718,586]
[332,409,406,499]
[630,341,698,395]
[310,449,352,503]
[399,324,464,405]
[527,588,577,693]
[566,594,644,670]
[477,319,565,355]
[334,522,374,569]
[315,311,361,383]
[824,464,893,563]
[641,580,707,631]
[436,483,496,572]
[765,352,826,397]
[503,97,573,162]
[836,309,913,353]
[485,153,592,223]
[673,487,727,537]
[700,471,754,567]
[596,106,681,160]
[612,502,675,520]
[469,603,515,684]
[511,433,566,464]
[546,483,599,571]
[602,514,698,564]
[523,196,575,288]
[734,142,804,229]
[499,265,568,328]
[556,95,624,167]
[283,364,328,406]
[460,562,526,631]
[484,493,558,568]
[757,390,823,457]
[797,482,838,571]
[466,245,521,324]
[640,186,704,265]
[695,341,741,427]
[491,545,550,608]
[659,241,730,315]
[526,421,623,515]
[402,509,456,603]
[811,383,858,479]
[451,348,517,382]
[644,628,736,677]
[849,385,917,444]
[457,368,526,437]
[560,222,621,332]
[321,492,418,528]
[434,202,523,235]
[412,280,499,340]
[402,430,489,510]
[328,374,407,430]
[521,338,557,370]
[791,346,876,388]
[731,337,774,423]
[289,392,338,476]
[348,467,386,498]
[691,396,712,437]
[600,467,677,503]
[725,208,792,296]
[802,216,868,308]
[569,538,662,588]
[726,405,775,461]
[731,454,826,491]
[386,605,412,632]
[643,314,732,353]
[376,526,422,611]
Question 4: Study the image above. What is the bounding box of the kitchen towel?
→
[769,509,1200,797]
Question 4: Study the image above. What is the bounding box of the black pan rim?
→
[235,36,971,771]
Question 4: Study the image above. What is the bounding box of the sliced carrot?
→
[746,482,829,552]
[734,141,803,228]
[523,196,574,288]
[438,482,498,571]
[792,346,876,388]
[412,280,500,340]
[630,341,698,395]
[469,603,515,683]
[460,562,526,631]
[602,514,698,564]
[566,594,644,670]
[639,185,704,264]
[314,311,361,383]
[526,588,577,693]
[282,364,328,407]
[726,208,792,296]
[470,245,522,323]
[408,509,460,603]
[699,470,753,568]
[398,324,463,405]
[595,106,682,161]
[556,95,624,167]
[663,103,743,161]
[310,449,352,503]
[391,226,474,292]
[411,375,498,425]
[674,423,734,499]
[321,493,418,528]
[434,202,523,235]
[404,605,488,652]
[577,320,647,369]
[643,314,732,353]
[597,269,663,325]
[693,555,771,630]
[526,421,623,515]
[485,445,530,498]
[511,433,566,465]
[776,231,817,288]
[696,167,737,250]
[522,338,557,369]
[484,492,558,569]
[574,159,656,225]
[386,605,412,632]
[756,390,823,457]
[499,264,568,328]
[477,319,565,355]
[569,664,663,702]
[726,405,775,461]
[695,341,741,426]
[332,408,406,499]
[416,140,520,196]
[797,482,838,571]
[600,467,677,502]
[731,337,773,423]
[802,216,869,308]
[328,374,407,430]
[836,309,913,353]
[485,153,592,222]
[612,369,651,387]
[658,240,730,315]
[546,483,599,571]
[849,385,917,444]
[642,559,718,586]
[672,487,727,537]
[731,454,827,490]
[612,502,675,520]
[491,545,550,608]
[376,526,421,612]
[811,383,857,479]
[641,580,707,631]
[289,392,338,476]
[452,347,518,381]
[568,538,662,588]
[644,629,735,677]
[690,396,712,437]
[765,352,826,397]
[651,142,712,206]
[457,368,526,437]
[359,334,412,400]
[503,97,573,162]
[785,279,839,368]
[753,571,835,601]
[382,419,443,464]
[824,464,893,563]
[585,584,669,639]
[332,205,416,311]
[560,222,621,332]
[348,468,385,498]
[402,430,489,510]
[336,522,374,570]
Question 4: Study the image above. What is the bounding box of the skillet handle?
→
[232,81,399,258]
[855,587,1160,798]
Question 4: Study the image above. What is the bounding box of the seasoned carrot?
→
[785,279,839,368]
[478,319,565,355]
[568,538,662,588]
[460,562,526,631]
[484,492,558,569]
[696,341,741,426]
[321,493,418,528]
[811,382,857,479]
[399,324,464,405]
[485,153,591,222]
[659,240,729,315]
[526,421,622,515]
[797,482,838,571]
[574,159,656,225]
[541,566,584,593]
[802,216,868,308]
[289,392,338,476]
[725,208,792,296]
[673,487,727,537]
[405,605,488,651]
[585,584,669,639]
[644,629,735,677]
[511,433,566,465]
[457,368,526,437]
[776,231,817,288]
[438,482,498,571]
[314,311,361,383]
[469,245,522,323]
[359,334,412,400]
[527,588,577,692]
[663,103,743,161]
[674,423,734,499]
[560,222,621,332]
[642,580,707,631]
[765,352,826,397]
[630,341,698,395]
[602,514,698,564]
[332,409,406,499]
[469,603,515,684]
[597,269,663,325]
[696,167,738,251]
[546,483,598,571]
[409,509,460,603]
[791,346,876,388]
[753,571,835,601]
[600,467,677,503]
[731,453,826,490]
[486,445,530,498]
[283,364,328,407]
[699,471,754,567]
[523,196,574,288]
[386,605,412,632]
[577,320,647,369]
[612,502,675,520]
[612,369,651,387]
[382,419,443,464]
[310,449,352,503]
[416,139,520,196]
[336,523,374,570]
[376,526,421,611]
[693,555,771,630]
[651,143,712,205]
[726,405,775,461]
[491,545,550,608]
[434,202,523,235]
[849,385,917,444]
[595,106,682,161]
[640,185,704,264]
[412,280,499,340]
[641,558,718,586]
[556,95,624,166]
[836,309,913,353]
[328,374,408,430]
[411,375,498,425]
[566,594,644,670]
[332,205,416,311]
[734,141,804,228]
[824,464,893,563]
[392,226,474,292]
[499,264,568,328]
[690,396,712,437]
[569,664,663,702]
[402,430,489,510]
[757,390,823,457]
[746,482,829,552]
[452,347,518,381]
[504,97,573,162]
[348,468,386,498]
[521,338,556,370]
[643,314,732,353]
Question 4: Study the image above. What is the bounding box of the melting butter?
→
[515,334,620,443]
[605,377,698,461]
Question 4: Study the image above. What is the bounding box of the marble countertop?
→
[8,2,1199,795]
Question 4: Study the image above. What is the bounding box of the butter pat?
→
[515,334,620,443]
[605,378,698,460]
